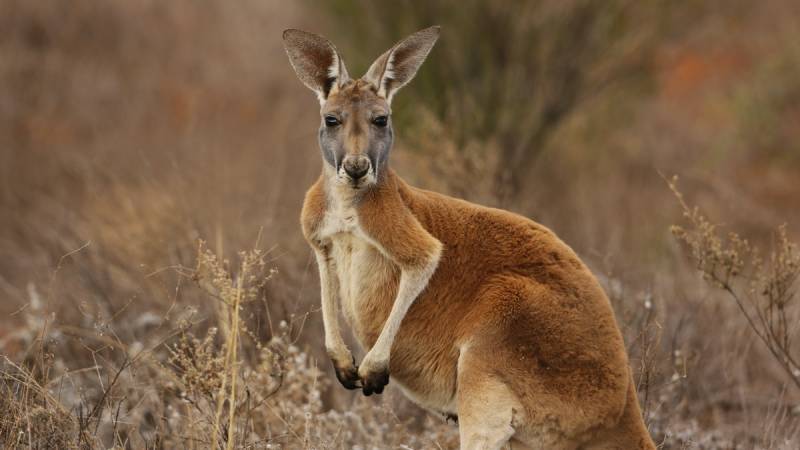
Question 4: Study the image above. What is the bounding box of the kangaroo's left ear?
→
[364,26,440,103]
[283,29,350,104]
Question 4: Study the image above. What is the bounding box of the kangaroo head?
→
[283,26,439,189]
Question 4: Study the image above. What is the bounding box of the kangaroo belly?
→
[330,232,398,345]
[329,232,458,414]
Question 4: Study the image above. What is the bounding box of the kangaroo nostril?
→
[345,165,368,180]
[343,157,370,180]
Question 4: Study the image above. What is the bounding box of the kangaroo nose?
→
[342,156,370,180]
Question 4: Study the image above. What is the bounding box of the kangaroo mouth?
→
[343,172,375,190]
[348,179,370,190]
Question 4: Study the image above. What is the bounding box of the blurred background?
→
[1,0,799,448]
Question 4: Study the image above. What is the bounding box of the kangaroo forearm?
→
[358,205,443,362]
[315,251,348,360]
[369,253,440,361]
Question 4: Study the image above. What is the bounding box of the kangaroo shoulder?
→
[301,176,327,246]
[356,173,441,269]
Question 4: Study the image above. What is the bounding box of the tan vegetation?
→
[670,177,800,391]
[1,0,799,448]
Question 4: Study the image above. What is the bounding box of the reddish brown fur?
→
[301,167,655,448]
[289,26,654,449]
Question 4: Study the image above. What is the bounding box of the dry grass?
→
[670,176,800,392]
[1,243,458,449]
[1,0,800,448]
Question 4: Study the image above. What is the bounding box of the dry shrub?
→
[599,271,695,448]
[0,243,458,449]
[0,0,319,326]
[1,358,88,449]
[670,176,800,391]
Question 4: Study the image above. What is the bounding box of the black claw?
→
[332,357,360,390]
[360,367,390,396]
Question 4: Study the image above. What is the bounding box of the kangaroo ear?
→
[364,26,440,103]
[283,29,350,104]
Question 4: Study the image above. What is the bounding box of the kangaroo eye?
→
[324,115,340,127]
[372,115,388,127]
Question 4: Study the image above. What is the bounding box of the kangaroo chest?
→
[319,195,398,345]
[330,233,397,337]
[316,184,458,416]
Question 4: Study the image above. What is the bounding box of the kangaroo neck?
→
[322,164,398,209]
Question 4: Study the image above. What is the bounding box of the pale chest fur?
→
[321,206,455,415]
[312,181,458,416]
[318,188,398,344]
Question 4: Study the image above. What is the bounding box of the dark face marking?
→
[319,80,393,186]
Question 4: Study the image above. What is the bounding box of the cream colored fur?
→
[317,166,441,379]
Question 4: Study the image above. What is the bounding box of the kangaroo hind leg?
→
[456,346,520,450]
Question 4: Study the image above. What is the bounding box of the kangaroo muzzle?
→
[342,155,371,182]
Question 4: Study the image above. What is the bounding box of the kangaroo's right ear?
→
[283,29,350,104]
[364,26,440,103]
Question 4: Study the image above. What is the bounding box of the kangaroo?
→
[283,26,656,450]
